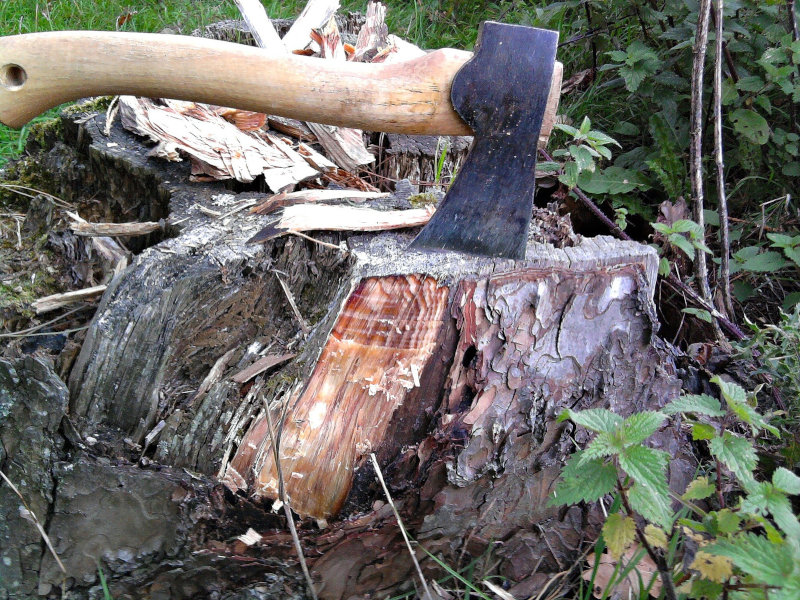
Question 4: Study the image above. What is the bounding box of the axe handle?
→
[0,31,477,133]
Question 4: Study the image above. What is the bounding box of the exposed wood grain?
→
[225,275,450,517]
[282,0,340,52]
[234,0,284,53]
[70,219,162,237]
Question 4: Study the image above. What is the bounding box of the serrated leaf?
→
[711,376,747,405]
[736,75,765,91]
[603,513,636,559]
[683,476,716,501]
[554,123,579,137]
[730,108,770,145]
[549,452,617,506]
[713,509,741,535]
[664,394,726,417]
[587,130,621,147]
[713,376,779,435]
[579,116,591,135]
[620,411,666,445]
[692,422,716,440]
[709,533,794,586]
[559,161,579,188]
[773,467,800,495]
[644,524,668,549]
[690,551,733,583]
[582,431,624,461]
[688,579,724,599]
[577,166,649,195]
[558,408,623,433]
[710,433,757,484]
[619,445,670,491]
[740,250,789,272]
[629,481,673,528]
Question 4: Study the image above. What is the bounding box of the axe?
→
[0,23,559,259]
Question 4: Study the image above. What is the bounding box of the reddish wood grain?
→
[226,274,449,517]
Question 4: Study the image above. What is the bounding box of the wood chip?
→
[249,204,434,243]
[282,0,340,52]
[33,285,108,314]
[352,1,389,62]
[119,97,320,188]
[70,219,162,237]
[232,353,296,383]
[234,0,285,53]
[251,189,389,215]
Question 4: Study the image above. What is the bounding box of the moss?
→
[27,116,64,150]
[62,96,115,117]
[408,192,439,208]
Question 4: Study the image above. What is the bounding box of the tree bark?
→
[0,105,694,600]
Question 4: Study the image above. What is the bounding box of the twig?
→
[0,183,74,209]
[370,453,433,600]
[714,0,735,318]
[32,285,107,314]
[263,401,318,600]
[103,95,119,136]
[273,271,310,334]
[0,470,67,578]
[289,230,347,252]
[0,305,91,339]
[690,0,719,336]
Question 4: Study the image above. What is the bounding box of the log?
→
[0,100,695,600]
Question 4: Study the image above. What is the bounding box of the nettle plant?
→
[550,377,800,600]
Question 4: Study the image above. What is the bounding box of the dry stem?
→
[714,0,735,318]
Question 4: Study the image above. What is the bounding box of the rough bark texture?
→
[0,105,693,600]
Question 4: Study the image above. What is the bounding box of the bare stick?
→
[690,0,719,334]
[273,271,310,334]
[264,400,318,600]
[70,219,162,237]
[33,285,107,314]
[234,0,285,52]
[370,453,433,600]
[714,0,735,318]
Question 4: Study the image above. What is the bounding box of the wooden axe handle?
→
[0,31,561,138]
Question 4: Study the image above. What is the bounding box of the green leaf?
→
[668,234,696,260]
[709,533,794,586]
[692,422,717,441]
[579,116,591,136]
[644,524,668,549]
[559,161,579,188]
[736,75,765,91]
[536,161,561,173]
[682,308,713,323]
[582,431,624,461]
[603,513,636,558]
[557,408,623,433]
[620,411,667,445]
[713,508,742,535]
[729,108,770,145]
[628,480,673,528]
[618,445,670,493]
[740,250,790,272]
[713,376,779,435]
[569,144,595,173]
[710,432,757,484]
[683,476,716,501]
[549,451,617,506]
[577,166,649,195]
[664,394,726,417]
[773,467,800,495]
[586,130,621,147]
[554,123,579,138]
[658,257,671,277]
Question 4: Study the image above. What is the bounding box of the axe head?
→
[410,22,558,260]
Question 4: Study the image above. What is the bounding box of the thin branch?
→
[714,0,735,318]
[263,401,318,600]
[370,453,433,600]
[690,0,719,335]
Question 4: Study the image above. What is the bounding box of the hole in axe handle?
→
[0,64,27,91]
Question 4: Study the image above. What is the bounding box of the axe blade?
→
[410,23,558,260]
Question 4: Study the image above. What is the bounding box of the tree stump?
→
[0,106,694,600]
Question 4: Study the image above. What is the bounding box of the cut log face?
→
[226,274,450,517]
